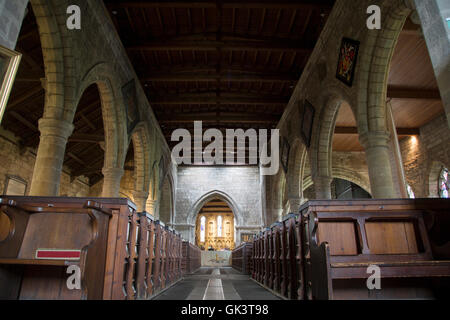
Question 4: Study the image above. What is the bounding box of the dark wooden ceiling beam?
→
[142,72,297,82]
[387,87,441,100]
[127,40,312,53]
[6,85,43,110]
[158,112,279,123]
[106,1,333,10]
[150,94,289,105]
[141,64,301,75]
[8,111,38,132]
[335,126,420,136]
[68,133,105,144]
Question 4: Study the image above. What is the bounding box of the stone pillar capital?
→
[102,167,124,178]
[30,118,73,196]
[38,118,74,139]
[101,167,124,197]
[133,190,149,212]
[287,197,302,213]
[146,199,157,215]
[359,131,391,150]
[133,190,149,200]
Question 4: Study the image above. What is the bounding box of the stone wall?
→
[0,127,90,196]
[175,166,263,244]
[400,114,450,197]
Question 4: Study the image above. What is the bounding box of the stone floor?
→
[154,267,281,300]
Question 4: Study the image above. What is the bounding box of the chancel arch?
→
[195,199,235,251]
[187,190,243,245]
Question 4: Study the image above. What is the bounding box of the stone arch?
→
[150,161,158,200]
[268,166,287,223]
[76,63,127,169]
[309,87,356,199]
[188,190,243,229]
[332,167,372,195]
[130,123,151,194]
[357,0,414,134]
[29,0,67,120]
[286,138,308,207]
[159,171,175,225]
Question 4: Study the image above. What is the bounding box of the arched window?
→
[200,216,206,242]
[407,185,415,199]
[217,216,222,237]
[439,167,449,198]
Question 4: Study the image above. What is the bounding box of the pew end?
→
[300,199,450,300]
[0,198,112,300]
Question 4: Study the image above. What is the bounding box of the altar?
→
[201,251,232,267]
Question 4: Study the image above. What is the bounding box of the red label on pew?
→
[36,249,81,261]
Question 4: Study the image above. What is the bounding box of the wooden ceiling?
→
[333,17,445,152]
[104,0,336,159]
[198,199,233,216]
[3,3,445,186]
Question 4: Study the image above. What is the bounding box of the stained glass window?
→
[407,185,415,199]
[200,216,206,242]
[217,216,222,237]
[439,167,449,199]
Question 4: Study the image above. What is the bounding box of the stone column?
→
[360,132,396,199]
[313,176,332,199]
[132,190,149,212]
[29,118,74,196]
[101,167,124,197]
[146,199,156,216]
[414,0,450,127]
[266,208,283,223]
[287,198,302,214]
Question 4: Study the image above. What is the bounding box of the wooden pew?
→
[231,242,253,274]
[181,241,201,274]
[0,196,186,300]
[251,232,262,283]
[281,214,301,300]
[0,196,138,300]
[136,212,156,299]
[0,198,112,300]
[249,214,302,300]
[271,222,282,294]
[299,199,450,300]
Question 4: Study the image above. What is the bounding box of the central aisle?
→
[154,267,281,300]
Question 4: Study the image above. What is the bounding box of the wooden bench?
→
[299,199,450,300]
[250,214,302,300]
[0,196,185,300]
[231,242,253,274]
[181,241,201,274]
[0,198,112,300]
